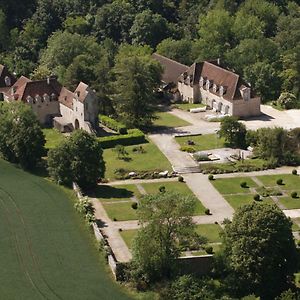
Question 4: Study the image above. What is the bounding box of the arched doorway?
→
[224,105,229,115]
[74,119,79,130]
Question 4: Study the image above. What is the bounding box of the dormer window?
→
[4,76,11,87]
[50,93,57,101]
[219,86,224,96]
[183,72,188,80]
[206,80,210,90]
[35,95,41,103]
[199,76,204,87]
[213,84,217,93]
[240,87,251,101]
[26,96,33,104]
[43,93,50,102]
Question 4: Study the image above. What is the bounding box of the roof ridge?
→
[205,61,239,78]
[152,53,189,68]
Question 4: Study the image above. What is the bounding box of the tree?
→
[218,116,247,148]
[48,130,105,189]
[220,203,298,299]
[130,10,170,48]
[0,102,45,169]
[277,92,298,109]
[131,192,198,283]
[111,45,162,128]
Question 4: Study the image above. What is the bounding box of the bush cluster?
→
[240,181,248,188]
[180,146,196,153]
[98,129,145,148]
[100,115,127,134]
[291,192,298,199]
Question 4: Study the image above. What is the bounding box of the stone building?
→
[152,55,261,118]
[0,66,99,133]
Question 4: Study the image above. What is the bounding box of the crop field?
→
[0,160,130,300]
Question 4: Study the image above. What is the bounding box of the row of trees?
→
[128,189,299,299]
[0,102,105,189]
[0,0,298,127]
[219,116,300,165]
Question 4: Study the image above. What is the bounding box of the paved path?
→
[106,177,178,186]
[91,198,132,262]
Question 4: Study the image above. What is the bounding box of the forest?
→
[0,0,299,108]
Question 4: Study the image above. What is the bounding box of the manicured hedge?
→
[99,115,127,134]
[98,129,146,148]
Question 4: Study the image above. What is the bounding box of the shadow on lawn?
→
[89,185,134,199]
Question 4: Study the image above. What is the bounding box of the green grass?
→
[153,111,190,128]
[224,194,274,210]
[42,128,65,149]
[212,177,258,195]
[278,195,300,210]
[256,174,300,190]
[94,184,141,202]
[120,229,138,249]
[172,103,205,111]
[191,244,222,256]
[141,181,206,215]
[195,224,222,243]
[102,202,138,221]
[292,222,300,232]
[0,159,130,300]
[175,134,226,152]
[103,140,172,180]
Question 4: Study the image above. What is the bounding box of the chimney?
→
[47,77,50,85]
[217,58,220,65]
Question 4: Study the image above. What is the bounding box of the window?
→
[219,86,224,96]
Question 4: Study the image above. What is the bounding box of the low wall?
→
[72,182,119,279]
[177,255,214,276]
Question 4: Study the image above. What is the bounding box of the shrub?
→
[180,146,196,153]
[113,217,117,221]
[208,174,214,180]
[276,178,283,185]
[194,153,210,161]
[98,129,146,148]
[178,176,184,182]
[131,202,138,209]
[205,208,211,215]
[291,192,298,199]
[240,181,248,188]
[277,92,298,109]
[292,169,298,175]
[159,186,166,193]
[205,246,213,254]
[253,194,260,201]
[100,115,127,134]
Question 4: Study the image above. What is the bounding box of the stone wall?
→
[177,255,214,276]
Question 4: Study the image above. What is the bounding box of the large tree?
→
[220,203,298,299]
[131,191,199,283]
[0,102,45,169]
[111,45,162,128]
[48,130,105,189]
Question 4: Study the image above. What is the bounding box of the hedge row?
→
[99,115,127,134]
[98,129,146,149]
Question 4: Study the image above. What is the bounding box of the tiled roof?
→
[58,87,74,109]
[152,53,189,84]
[74,82,88,103]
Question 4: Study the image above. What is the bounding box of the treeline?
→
[0,0,299,107]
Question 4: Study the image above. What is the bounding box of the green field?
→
[103,140,172,180]
[175,134,226,152]
[42,128,65,149]
[195,224,222,243]
[0,160,130,300]
[172,103,206,111]
[153,111,190,128]
[102,202,138,221]
[212,177,258,195]
[257,174,300,190]
[224,194,274,210]
[120,229,138,249]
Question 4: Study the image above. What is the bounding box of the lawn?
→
[0,159,130,300]
[120,229,138,249]
[195,224,222,243]
[102,202,138,221]
[153,111,190,128]
[103,140,172,180]
[256,174,300,190]
[175,134,226,152]
[42,128,65,149]
[224,194,274,210]
[141,181,207,215]
[94,184,141,202]
[172,103,206,111]
[278,194,300,210]
[212,177,258,195]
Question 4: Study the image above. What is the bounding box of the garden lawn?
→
[224,194,274,210]
[141,181,206,215]
[153,111,190,128]
[94,184,141,202]
[172,103,206,111]
[212,177,258,195]
[102,202,138,221]
[256,174,300,190]
[0,159,130,300]
[42,128,65,149]
[120,229,138,249]
[175,134,226,152]
[103,140,172,180]
[195,224,222,243]
[278,194,300,210]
